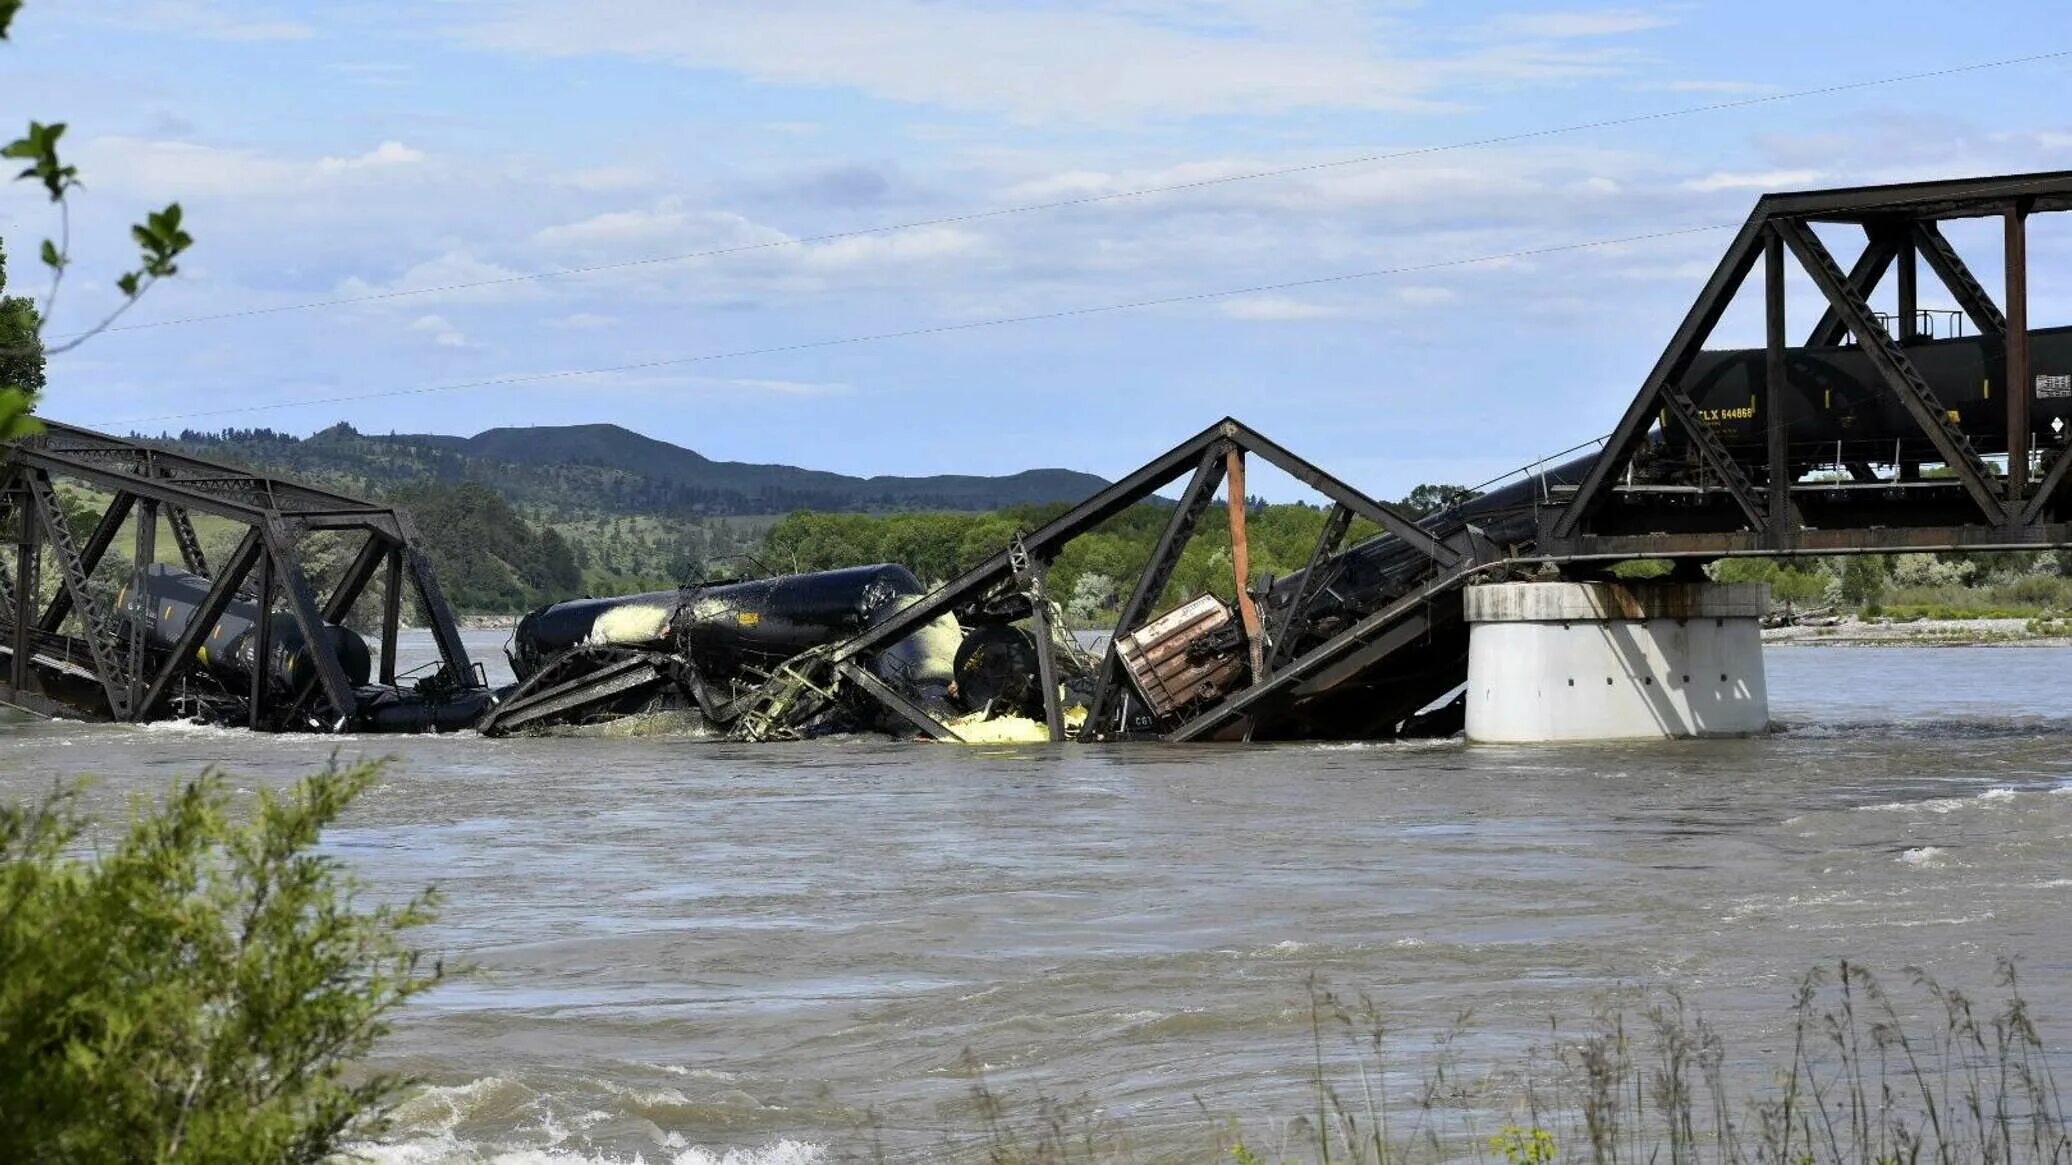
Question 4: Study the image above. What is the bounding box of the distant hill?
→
[143,422,1110,519]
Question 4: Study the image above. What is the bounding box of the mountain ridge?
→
[150,421,1111,518]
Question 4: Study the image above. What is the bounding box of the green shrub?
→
[1837,555,1889,609]
[0,759,442,1162]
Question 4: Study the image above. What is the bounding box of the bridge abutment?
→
[1463,581,1770,743]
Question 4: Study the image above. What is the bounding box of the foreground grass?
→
[929,962,2067,1165]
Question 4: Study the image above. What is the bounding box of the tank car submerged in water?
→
[119,563,494,732]
[486,563,993,735]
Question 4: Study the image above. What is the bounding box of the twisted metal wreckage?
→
[7,171,2072,740]
[0,412,1561,743]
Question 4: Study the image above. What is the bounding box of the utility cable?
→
[92,167,2072,429]
[101,222,1734,426]
[64,46,2072,340]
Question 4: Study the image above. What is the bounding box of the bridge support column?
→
[1463,581,1769,743]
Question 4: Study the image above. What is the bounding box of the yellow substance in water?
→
[584,603,673,648]
[944,704,1087,744]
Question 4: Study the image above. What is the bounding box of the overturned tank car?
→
[484,417,1587,744]
[479,562,1099,738]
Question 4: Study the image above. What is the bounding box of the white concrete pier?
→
[1463,580,1769,743]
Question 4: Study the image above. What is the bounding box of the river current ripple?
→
[1,636,2067,1162]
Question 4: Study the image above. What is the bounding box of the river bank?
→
[433,612,2072,645]
[1764,614,2072,646]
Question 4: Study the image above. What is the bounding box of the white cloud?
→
[532,199,785,254]
[409,314,469,348]
[551,372,854,397]
[77,137,429,198]
[550,312,619,330]
[455,0,1660,124]
[1482,9,1672,39]
[558,165,656,193]
[118,1,315,41]
[1221,295,1344,321]
[1682,169,1823,192]
[335,251,548,305]
[316,141,425,173]
[1659,79,1777,95]
[797,227,984,270]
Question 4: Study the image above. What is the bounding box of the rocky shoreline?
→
[1763,616,2072,647]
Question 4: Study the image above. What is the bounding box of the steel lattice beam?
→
[1080,442,1228,738]
[1774,219,2008,524]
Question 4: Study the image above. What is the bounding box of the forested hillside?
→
[132,422,1110,612]
[147,423,1108,519]
[761,501,1390,621]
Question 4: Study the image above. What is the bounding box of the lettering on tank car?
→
[2038,373,2072,400]
[1699,396,1757,424]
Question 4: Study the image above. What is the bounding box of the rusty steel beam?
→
[249,550,273,730]
[1774,218,2008,525]
[837,660,960,742]
[1224,421,1458,567]
[265,520,359,725]
[1657,380,1770,532]
[26,472,130,717]
[1913,222,2007,337]
[1764,229,1795,548]
[1806,228,1897,348]
[1758,170,2072,223]
[1224,448,1266,686]
[135,530,262,720]
[1166,558,1490,743]
[834,419,1233,667]
[380,548,403,686]
[1550,522,2072,558]
[1265,502,1352,676]
[2007,201,2032,499]
[1080,442,1228,739]
[1896,229,1919,341]
[129,498,158,714]
[9,476,35,694]
[165,505,209,575]
[37,490,136,633]
[2020,443,2072,526]
[1010,536,1066,743]
[1554,212,1770,539]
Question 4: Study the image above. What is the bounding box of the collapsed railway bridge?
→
[6,170,2072,741]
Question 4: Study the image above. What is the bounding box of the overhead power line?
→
[102,222,1737,427]
[68,46,2072,340]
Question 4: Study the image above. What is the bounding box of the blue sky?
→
[4,0,2069,498]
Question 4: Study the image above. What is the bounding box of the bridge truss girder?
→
[2,421,480,729]
[750,417,1488,744]
[1544,170,2072,561]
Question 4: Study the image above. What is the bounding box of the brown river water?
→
[1,631,2067,1163]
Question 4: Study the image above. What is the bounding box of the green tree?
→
[0,759,443,1161]
[1837,554,1889,611]
[0,239,43,396]
[1398,483,1481,518]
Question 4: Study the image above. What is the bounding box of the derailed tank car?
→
[119,563,494,732]
[480,564,987,736]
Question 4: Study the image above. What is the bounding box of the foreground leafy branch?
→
[0,759,444,1162]
[0,0,195,440]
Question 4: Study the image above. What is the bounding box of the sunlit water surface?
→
[1,633,2067,1163]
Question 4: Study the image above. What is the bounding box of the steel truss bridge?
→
[4,171,2070,741]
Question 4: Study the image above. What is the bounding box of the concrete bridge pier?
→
[1463,581,1770,743]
